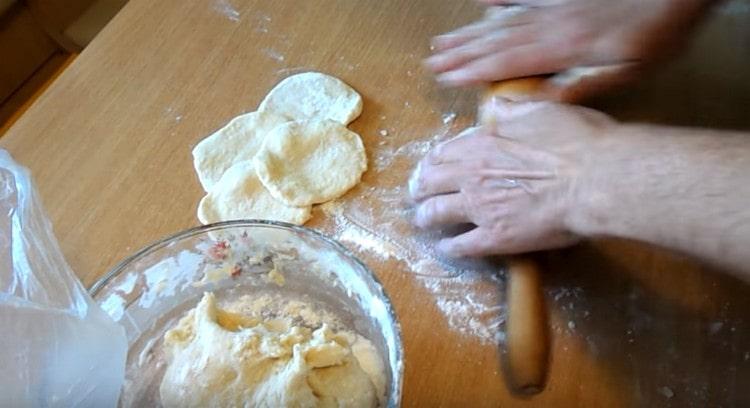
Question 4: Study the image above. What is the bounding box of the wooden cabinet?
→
[0,3,58,104]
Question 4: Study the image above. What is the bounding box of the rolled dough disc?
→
[259,72,363,125]
[197,160,311,225]
[254,119,367,207]
[192,111,288,192]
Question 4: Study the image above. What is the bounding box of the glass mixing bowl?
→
[90,220,403,407]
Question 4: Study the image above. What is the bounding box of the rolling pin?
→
[481,77,550,395]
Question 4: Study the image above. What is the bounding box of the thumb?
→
[480,95,547,128]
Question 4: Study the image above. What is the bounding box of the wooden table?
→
[2,0,750,406]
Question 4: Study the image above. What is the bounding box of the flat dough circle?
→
[254,119,367,206]
[192,111,288,192]
[197,160,311,225]
[259,72,363,125]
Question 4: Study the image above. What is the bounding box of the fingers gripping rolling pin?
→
[481,77,550,395]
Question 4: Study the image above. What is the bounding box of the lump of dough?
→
[259,72,363,125]
[159,293,380,408]
[192,111,289,192]
[254,119,367,207]
[197,160,311,225]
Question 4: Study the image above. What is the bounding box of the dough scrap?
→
[192,111,288,192]
[159,293,380,407]
[197,160,311,225]
[255,119,367,206]
[259,72,363,125]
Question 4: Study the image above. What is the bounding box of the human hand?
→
[409,98,617,257]
[425,0,712,100]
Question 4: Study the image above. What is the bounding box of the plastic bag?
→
[0,149,126,407]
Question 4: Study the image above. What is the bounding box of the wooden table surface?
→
[2,0,750,406]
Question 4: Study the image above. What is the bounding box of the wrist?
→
[564,123,633,238]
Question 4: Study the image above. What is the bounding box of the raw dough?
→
[192,111,288,191]
[259,72,363,125]
[197,160,311,225]
[159,293,380,407]
[254,119,367,206]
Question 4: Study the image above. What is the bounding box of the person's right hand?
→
[408,98,617,257]
[425,0,714,101]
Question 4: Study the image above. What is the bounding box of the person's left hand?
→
[425,0,710,101]
[409,98,615,257]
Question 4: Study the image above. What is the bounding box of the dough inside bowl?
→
[160,292,385,407]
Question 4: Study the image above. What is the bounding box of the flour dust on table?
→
[316,116,514,345]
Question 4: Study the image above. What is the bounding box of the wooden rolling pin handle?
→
[482,77,551,395]
[505,257,549,394]
[481,76,548,106]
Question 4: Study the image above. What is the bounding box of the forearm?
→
[570,124,750,276]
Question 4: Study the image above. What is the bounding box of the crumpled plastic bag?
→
[0,149,126,407]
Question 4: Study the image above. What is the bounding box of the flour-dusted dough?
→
[259,72,363,125]
[255,119,367,207]
[192,111,288,192]
[197,160,311,225]
[159,293,379,407]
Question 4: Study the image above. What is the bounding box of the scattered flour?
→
[164,106,183,123]
[319,125,514,345]
[263,47,286,63]
[253,13,271,34]
[319,110,592,346]
[420,272,506,344]
[214,0,240,22]
[312,105,602,348]
[224,293,343,329]
[659,386,675,399]
[441,112,457,125]
[327,211,507,344]
[339,225,397,260]
[373,130,448,172]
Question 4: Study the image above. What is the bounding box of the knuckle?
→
[472,132,494,146]
[427,146,443,165]
[563,23,594,47]
[476,157,495,170]
[443,50,465,66]
[429,147,447,162]
[489,225,513,246]
[423,197,439,218]
[458,42,481,60]
[465,174,483,191]
[487,211,509,228]
[533,101,559,113]
[464,239,492,257]
[415,198,439,227]
[408,164,426,198]
[457,125,481,139]
[442,238,469,257]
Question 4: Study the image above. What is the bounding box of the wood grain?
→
[1,0,749,405]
